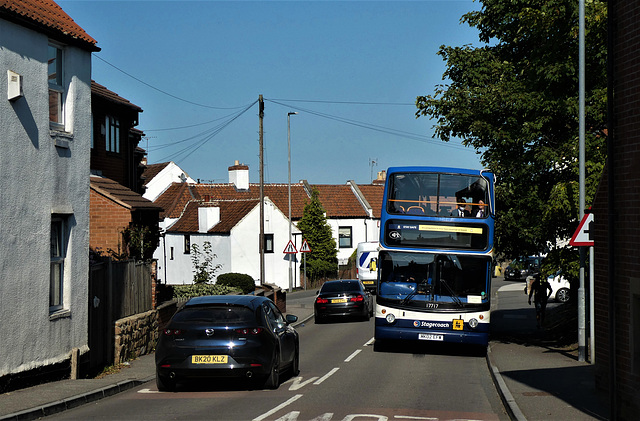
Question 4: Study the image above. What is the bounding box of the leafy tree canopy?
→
[416,0,607,281]
[297,188,338,282]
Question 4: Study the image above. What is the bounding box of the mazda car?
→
[155,295,299,391]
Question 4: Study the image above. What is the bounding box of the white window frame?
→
[184,235,191,254]
[48,43,65,130]
[50,216,67,312]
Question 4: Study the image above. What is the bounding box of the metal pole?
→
[287,112,297,293]
[259,95,265,285]
[578,0,587,362]
[590,245,595,363]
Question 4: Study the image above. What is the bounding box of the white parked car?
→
[525,271,571,303]
[547,271,571,303]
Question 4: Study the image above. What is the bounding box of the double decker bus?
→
[375,166,495,347]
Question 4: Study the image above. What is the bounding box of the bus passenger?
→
[453,199,470,217]
[474,200,486,218]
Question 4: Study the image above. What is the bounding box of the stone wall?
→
[113,300,179,364]
[114,310,158,364]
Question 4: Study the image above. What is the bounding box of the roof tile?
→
[1,0,98,50]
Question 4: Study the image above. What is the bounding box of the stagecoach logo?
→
[389,231,401,240]
[413,321,420,328]
[205,329,215,337]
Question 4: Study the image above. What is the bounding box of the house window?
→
[339,226,352,248]
[184,235,190,254]
[48,44,64,128]
[264,234,274,253]
[105,115,120,153]
[50,217,67,312]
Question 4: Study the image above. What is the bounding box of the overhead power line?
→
[154,100,257,164]
[266,98,471,152]
[92,54,249,110]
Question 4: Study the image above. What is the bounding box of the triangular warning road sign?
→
[570,213,594,246]
[300,239,311,253]
[283,240,297,254]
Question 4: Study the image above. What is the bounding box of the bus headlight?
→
[385,313,396,324]
[468,318,479,329]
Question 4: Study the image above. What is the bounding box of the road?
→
[49,290,508,421]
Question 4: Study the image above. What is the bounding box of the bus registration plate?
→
[192,355,227,364]
[419,333,444,341]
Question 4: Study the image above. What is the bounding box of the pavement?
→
[0,282,610,421]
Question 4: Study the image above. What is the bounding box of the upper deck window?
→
[387,172,489,218]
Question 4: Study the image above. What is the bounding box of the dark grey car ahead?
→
[314,279,374,322]
[155,295,299,391]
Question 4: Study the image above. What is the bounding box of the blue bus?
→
[375,166,495,347]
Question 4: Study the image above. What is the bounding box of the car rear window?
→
[321,281,359,293]
[172,305,256,324]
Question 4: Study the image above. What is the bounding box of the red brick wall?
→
[90,188,132,256]
[593,1,640,418]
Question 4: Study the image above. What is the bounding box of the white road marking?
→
[313,367,340,385]
[344,349,362,362]
[364,337,375,346]
[286,376,320,391]
[252,394,303,421]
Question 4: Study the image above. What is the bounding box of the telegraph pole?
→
[259,95,265,285]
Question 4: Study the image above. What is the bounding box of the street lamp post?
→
[287,111,298,293]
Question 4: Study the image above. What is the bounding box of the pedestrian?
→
[528,272,552,328]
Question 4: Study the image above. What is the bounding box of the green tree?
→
[416,0,607,281]
[190,241,222,284]
[297,188,338,282]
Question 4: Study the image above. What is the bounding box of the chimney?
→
[198,206,220,233]
[372,170,387,185]
[228,160,249,190]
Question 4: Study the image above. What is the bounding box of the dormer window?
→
[48,44,64,129]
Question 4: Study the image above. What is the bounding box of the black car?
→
[314,279,374,322]
[155,295,299,391]
[504,256,542,281]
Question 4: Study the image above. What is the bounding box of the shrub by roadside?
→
[215,273,256,294]
[173,284,240,300]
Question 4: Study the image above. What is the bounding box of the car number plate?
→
[363,281,374,285]
[419,333,444,341]
[331,298,347,303]
[192,355,228,364]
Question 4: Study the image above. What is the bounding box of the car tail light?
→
[163,328,183,337]
[350,294,364,302]
[316,297,329,304]
[235,328,263,335]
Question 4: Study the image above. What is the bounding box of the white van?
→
[356,241,379,293]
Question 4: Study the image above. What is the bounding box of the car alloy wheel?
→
[556,288,570,303]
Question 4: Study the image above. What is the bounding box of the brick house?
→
[90,82,161,260]
[591,1,640,418]
[149,161,384,289]
[0,0,97,382]
[90,176,162,259]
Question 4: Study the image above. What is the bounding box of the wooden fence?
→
[88,258,154,374]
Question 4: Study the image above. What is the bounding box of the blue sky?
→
[59,0,484,184]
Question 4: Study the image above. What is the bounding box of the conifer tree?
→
[297,188,338,282]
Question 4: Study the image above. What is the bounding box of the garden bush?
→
[173,284,239,300]
[215,273,256,294]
